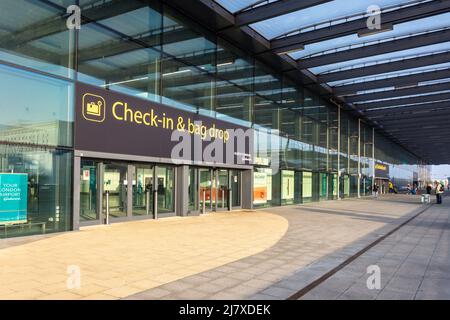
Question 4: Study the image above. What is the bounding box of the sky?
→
[431,165,450,181]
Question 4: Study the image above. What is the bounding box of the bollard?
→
[221,189,225,209]
[228,189,232,211]
[105,190,110,225]
[146,190,150,215]
[153,190,158,219]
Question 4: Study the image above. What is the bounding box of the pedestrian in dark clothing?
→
[426,184,432,195]
[435,181,444,204]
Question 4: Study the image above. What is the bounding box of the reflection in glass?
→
[199,168,212,210]
[188,168,198,211]
[230,170,241,208]
[0,64,73,147]
[0,144,72,238]
[217,170,229,209]
[80,159,98,221]
[302,171,313,203]
[0,0,75,78]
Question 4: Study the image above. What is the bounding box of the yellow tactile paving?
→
[0,211,288,300]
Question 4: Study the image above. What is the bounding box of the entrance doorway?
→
[194,167,241,213]
[79,159,175,225]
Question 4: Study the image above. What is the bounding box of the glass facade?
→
[0,0,430,238]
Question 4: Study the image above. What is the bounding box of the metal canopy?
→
[190,0,450,164]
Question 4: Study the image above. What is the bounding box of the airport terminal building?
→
[0,0,432,238]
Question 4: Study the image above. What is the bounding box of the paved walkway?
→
[128,194,430,300]
[1,194,444,300]
[300,196,450,300]
[0,211,287,299]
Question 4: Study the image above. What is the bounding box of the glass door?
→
[188,167,198,212]
[320,173,328,201]
[230,170,241,208]
[103,163,128,219]
[199,168,212,211]
[80,159,99,222]
[155,166,175,214]
[216,169,229,210]
[133,165,153,216]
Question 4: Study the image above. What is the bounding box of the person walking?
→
[406,184,411,195]
[435,181,444,204]
[373,184,379,199]
[426,184,432,195]
[388,181,394,193]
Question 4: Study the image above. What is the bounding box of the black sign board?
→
[375,162,390,179]
[74,83,253,167]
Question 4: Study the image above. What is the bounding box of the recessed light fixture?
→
[275,45,305,55]
[216,60,234,67]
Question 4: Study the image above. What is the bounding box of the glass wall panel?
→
[281,170,295,205]
[0,0,75,78]
[215,40,253,127]
[78,4,162,102]
[253,167,273,208]
[320,173,328,200]
[161,5,216,115]
[302,171,313,203]
[0,64,73,147]
[253,62,282,131]
[0,144,72,238]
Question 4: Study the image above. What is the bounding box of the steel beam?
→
[346,82,450,103]
[235,0,332,26]
[365,101,450,117]
[334,68,450,96]
[271,0,450,50]
[297,28,450,69]
[379,115,450,127]
[318,51,450,84]
[378,112,450,123]
[356,93,450,109]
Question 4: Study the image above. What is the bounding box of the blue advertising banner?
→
[0,173,28,224]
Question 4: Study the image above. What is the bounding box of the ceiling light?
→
[102,76,149,87]
[162,69,191,77]
[216,60,234,67]
[275,45,305,55]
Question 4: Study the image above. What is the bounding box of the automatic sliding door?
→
[230,170,241,208]
[199,168,212,211]
[80,160,99,222]
[103,163,128,218]
[216,169,229,210]
[155,166,175,214]
[133,165,153,216]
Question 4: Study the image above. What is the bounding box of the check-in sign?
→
[0,173,28,224]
